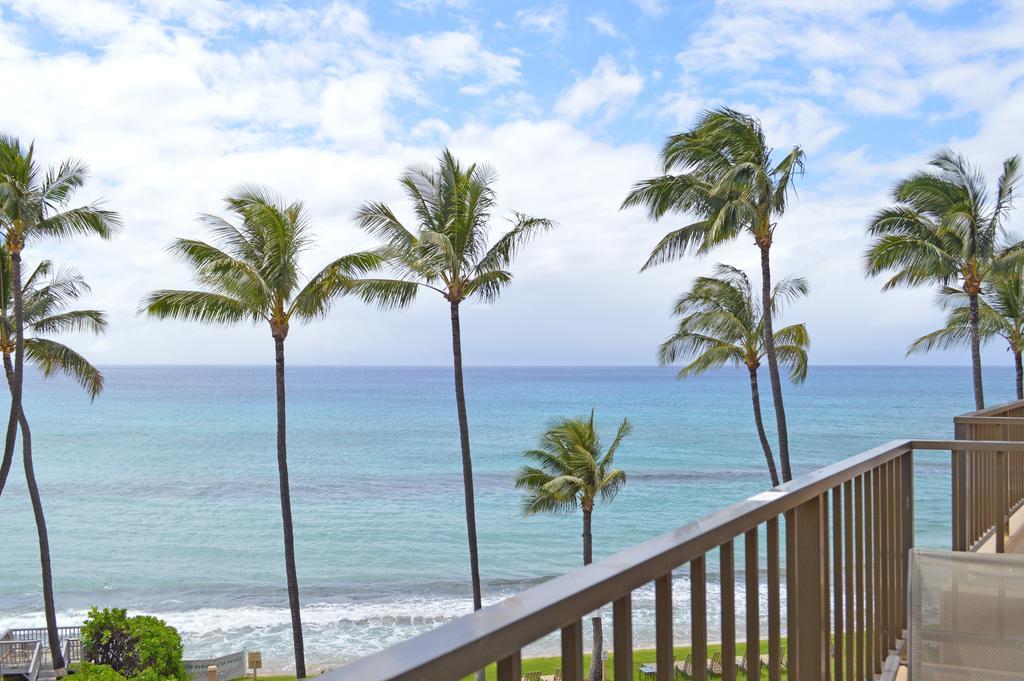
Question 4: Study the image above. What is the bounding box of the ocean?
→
[0,365,1013,669]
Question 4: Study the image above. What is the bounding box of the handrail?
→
[323,438,1021,681]
[27,641,42,681]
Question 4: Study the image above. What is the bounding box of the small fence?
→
[184,650,247,681]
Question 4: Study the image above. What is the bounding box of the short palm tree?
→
[659,264,809,487]
[0,136,118,498]
[141,186,380,679]
[622,108,805,481]
[350,149,553,641]
[865,149,1023,410]
[515,410,632,681]
[0,136,118,675]
[909,274,1024,399]
[0,256,106,677]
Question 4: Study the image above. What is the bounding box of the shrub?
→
[81,609,140,676]
[74,663,132,681]
[80,608,185,681]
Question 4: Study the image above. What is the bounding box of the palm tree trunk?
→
[449,301,485,681]
[1016,350,1023,401]
[583,507,602,681]
[3,355,64,674]
[968,293,985,410]
[0,249,25,498]
[759,245,792,481]
[748,366,781,487]
[274,335,305,679]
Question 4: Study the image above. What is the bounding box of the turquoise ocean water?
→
[0,365,1014,669]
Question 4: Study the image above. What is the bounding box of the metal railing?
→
[953,400,1024,552]
[322,438,1024,681]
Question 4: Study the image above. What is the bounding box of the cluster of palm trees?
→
[865,150,1024,408]
[0,135,119,677]
[2,107,1023,681]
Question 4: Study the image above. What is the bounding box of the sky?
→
[1,0,1023,366]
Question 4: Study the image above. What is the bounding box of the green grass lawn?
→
[227,640,790,681]
[458,640,786,680]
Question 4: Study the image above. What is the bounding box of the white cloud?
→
[586,15,619,37]
[628,0,667,16]
[554,56,644,122]
[405,31,520,93]
[515,4,568,38]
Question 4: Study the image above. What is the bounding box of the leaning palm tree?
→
[0,256,106,679]
[0,136,119,676]
[622,108,805,481]
[350,149,553,651]
[515,410,631,681]
[141,186,380,679]
[866,149,1023,410]
[0,136,118,499]
[660,264,809,486]
[909,274,1024,399]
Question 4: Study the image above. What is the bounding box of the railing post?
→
[655,573,673,681]
[612,595,633,681]
[561,620,583,681]
[953,420,968,551]
[791,494,827,681]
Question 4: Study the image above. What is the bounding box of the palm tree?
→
[0,136,118,498]
[865,149,1023,410]
[659,265,809,486]
[0,136,119,675]
[0,256,106,677]
[515,410,631,681]
[622,108,805,481]
[350,149,553,650]
[141,186,380,679]
[909,274,1024,399]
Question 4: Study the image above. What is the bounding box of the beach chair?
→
[706,652,723,676]
[736,653,760,676]
[523,672,541,681]
[759,646,786,671]
[674,655,693,679]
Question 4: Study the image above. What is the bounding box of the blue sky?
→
[1,0,1023,366]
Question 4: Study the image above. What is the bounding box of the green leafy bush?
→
[74,663,133,681]
[80,608,185,681]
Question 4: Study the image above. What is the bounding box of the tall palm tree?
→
[622,108,805,481]
[659,264,809,486]
[865,149,1023,410]
[0,256,106,677]
[909,274,1024,399]
[0,136,118,675]
[515,410,631,681]
[0,136,118,498]
[350,149,552,654]
[141,186,380,679]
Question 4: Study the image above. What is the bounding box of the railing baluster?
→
[613,594,633,681]
[656,573,673,681]
[692,556,708,681]
[745,528,760,680]
[890,458,899,650]
[871,464,881,674]
[832,486,843,681]
[721,541,736,681]
[792,494,827,681]
[785,509,798,681]
[844,480,855,681]
[901,451,913,638]
[767,517,781,681]
[561,620,583,681]
[998,447,1007,553]
[496,652,521,681]
[855,474,865,681]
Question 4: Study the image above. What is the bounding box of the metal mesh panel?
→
[910,549,1024,680]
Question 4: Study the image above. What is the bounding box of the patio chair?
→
[706,652,723,676]
[674,655,693,680]
[523,672,541,681]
